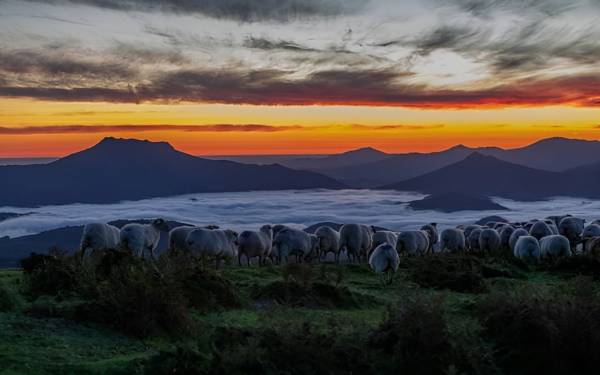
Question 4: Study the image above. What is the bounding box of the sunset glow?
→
[1,0,600,157]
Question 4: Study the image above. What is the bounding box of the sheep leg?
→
[238,253,242,267]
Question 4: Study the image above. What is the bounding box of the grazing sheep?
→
[238,225,273,266]
[186,228,239,267]
[371,229,398,251]
[514,236,541,262]
[314,226,341,262]
[420,223,438,253]
[479,228,501,254]
[169,226,196,253]
[440,228,466,253]
[463,225,482,241]
[169,225,220,253]
[558,217,586,251]
[369,243,400,285]
[272,228,319,263]
[339,224,373,263]
[584,236,600,255]
[509,228,529,252]
[468,227,483,252]
[120,219,169,258]
[499,225,516,250]
[582,224,600,249]
[547,215,572,227]
[80,223,120,258]
[396,230,429,256]
[540,235,572,258]
[529,221,553,241]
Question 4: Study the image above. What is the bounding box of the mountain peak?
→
[96,137,175,151]
[344,146,386,156]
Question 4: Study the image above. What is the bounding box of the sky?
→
[0,0,599,157]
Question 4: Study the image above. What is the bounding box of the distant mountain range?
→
[384,152,600,201]
[0,137,345,207]
[267,137,600,188]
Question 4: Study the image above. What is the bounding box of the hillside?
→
[0,137,345,207]
[383,153,566,200]
[406,192,509,212]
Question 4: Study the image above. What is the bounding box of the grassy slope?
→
[0,263,586,374]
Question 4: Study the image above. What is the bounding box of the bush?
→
[212,320,372,375]
[20,249,241,337]
[369,295,496,375]
[546,254,600,279]
[404,255,488,293]
[477,284,600,375]
[0,280,24,312]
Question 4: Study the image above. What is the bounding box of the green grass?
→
[1,257,599,374]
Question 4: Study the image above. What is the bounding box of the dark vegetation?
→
[2,249,600,374]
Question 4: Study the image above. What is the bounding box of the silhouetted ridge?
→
[0,137,345,207]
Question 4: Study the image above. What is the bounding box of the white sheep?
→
[120,218,169,258]
[272,227,319,264]
[186,228,239,267]
[529,221,553,241]
[80,223,121,258]
[440,228,466,253]
[237,225,273,266]
[339,224,373,263]
[463,225,482,241]
[420,223,438,253]
[479,228,501,254]
[582,224,600,250]
[514,235,541,262]
[371,229,398,251]
[396,230,429,256]
[558,217,586,251]
[499,225,516,250]
[509,228,529,252]
[540,235,572,258]
[315,226,341,262]
[169,226,196,253]
[468,227,483,252]
[369,243,400,285]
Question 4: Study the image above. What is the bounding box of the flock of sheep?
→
[79,214,600,284]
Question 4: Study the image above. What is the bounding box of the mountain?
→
[406,192,508,213]
[0,137,345,207]
[481,137,600,172]
[285,147,390,171]
[269,138,600,188]
[383,153,566,201]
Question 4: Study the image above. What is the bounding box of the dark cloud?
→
[2,66,599,108]
[24,0,365,22]
[243,37,318,52]
[0,124,304,134]
[448,0,574,17]
[0,49,134,78]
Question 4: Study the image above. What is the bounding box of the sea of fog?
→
[2,189,600,239]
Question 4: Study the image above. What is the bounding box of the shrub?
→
[547,254,600,279]
[404,255,487,293]
[369,295,496,375]
[212,320,372,375]
[0,280,24,312]
[21,249,83,297]
[477,286,600,375]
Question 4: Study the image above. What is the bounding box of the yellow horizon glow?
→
[1,98,600,157]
